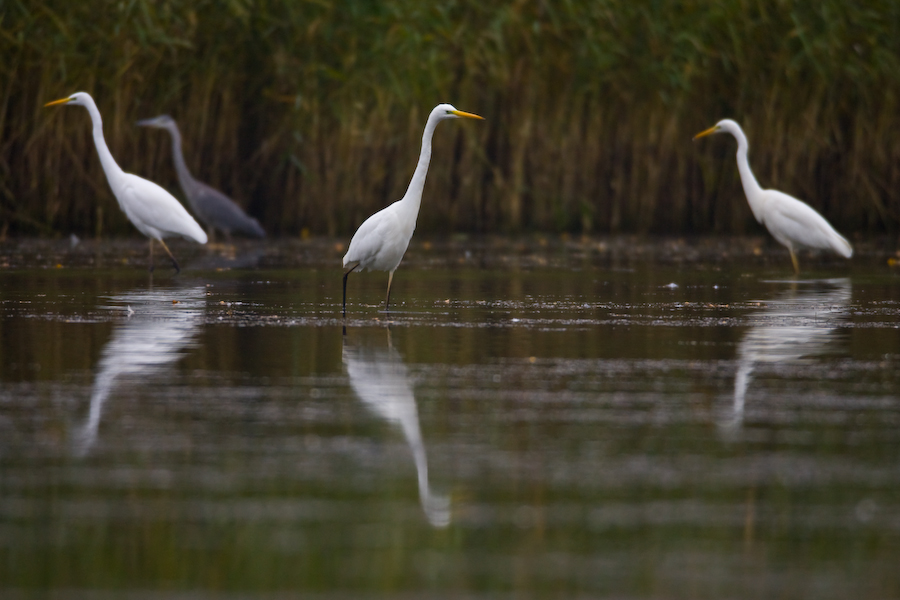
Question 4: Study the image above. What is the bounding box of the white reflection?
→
[725,278,851,431]
[342,329,451,528]
[75,287,205,455]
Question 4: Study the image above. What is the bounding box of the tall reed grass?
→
[2,0,899,237]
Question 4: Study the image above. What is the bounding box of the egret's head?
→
[136,114,176,129]
[693,119,741,140]
[433,103,484,121]
[44,92,92,108]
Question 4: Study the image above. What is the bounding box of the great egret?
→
[45,92,207,273]
[693,119,852,273]
[136,115,266,241]
[342,104,484,315]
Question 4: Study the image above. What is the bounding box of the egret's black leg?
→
[343,262,359,317]
[148,239,155,272]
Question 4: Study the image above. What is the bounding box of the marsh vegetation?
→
[3,1,900,237]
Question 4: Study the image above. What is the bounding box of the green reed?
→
[2,0,899,237]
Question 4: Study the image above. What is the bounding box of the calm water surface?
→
[1,237,899,599]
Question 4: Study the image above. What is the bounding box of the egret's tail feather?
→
[188,226,208,245]
[834,235,853,258]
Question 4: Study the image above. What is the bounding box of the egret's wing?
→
[764,191,851,256]
[345,211,388,263]
[119,175,207,243]
[344,204,410,270]
[189,182,265,238]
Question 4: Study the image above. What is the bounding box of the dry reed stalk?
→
[1,1,899,237]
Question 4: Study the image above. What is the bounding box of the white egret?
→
[693,119,852,273]
[342,103,484,315]
[45,92,208,272]
[136,115,266,240]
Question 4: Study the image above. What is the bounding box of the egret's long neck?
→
[164,122,197,194]
[84,97,125,187]
[398,113,439,226]
[732,128,765,223]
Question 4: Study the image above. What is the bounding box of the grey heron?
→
[136,115,266,241]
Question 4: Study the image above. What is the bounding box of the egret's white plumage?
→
[45,92,207,272]
[694,119,852,273]
[342,103,484,315]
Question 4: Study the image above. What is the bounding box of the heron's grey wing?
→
[190,182,266,238]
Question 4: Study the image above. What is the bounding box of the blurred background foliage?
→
[2,0,900,237]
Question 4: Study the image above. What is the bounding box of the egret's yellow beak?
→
[451,110,485,120]
[693,125,719,140]
[45,97,74,107]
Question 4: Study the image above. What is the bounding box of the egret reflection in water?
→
[342,329,451,528]
[75,286,205,454]
[725,278,851,431]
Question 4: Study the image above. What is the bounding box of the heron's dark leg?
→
[343,262,359,317]
[148,239,155,272]
[384,270,395,312]
[158,239,181,274]
[789,248,799,275]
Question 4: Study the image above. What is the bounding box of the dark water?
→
[1,237,899,599]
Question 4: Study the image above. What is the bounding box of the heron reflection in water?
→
[75,287,205,455]
[342,329,451,528]
[725,278,851,431]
